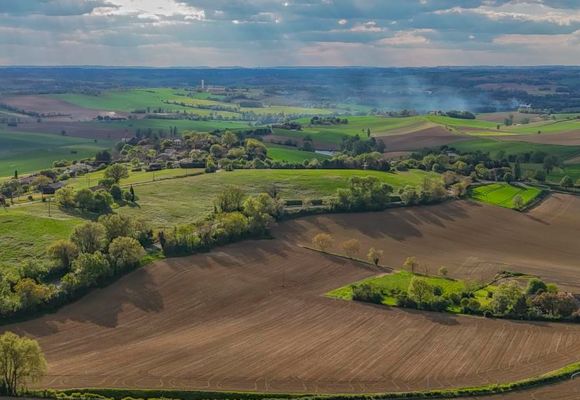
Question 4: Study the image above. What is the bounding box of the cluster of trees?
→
[311,234,383,266]
[310,116,348,125]
[333,176,394,212]
[340,136,386,156]
[0,215,151,319]
[352,263,580,321]
[400,147,562,185]
[120,131,269,173]
[444,110,476,120]
[160,187,283,256]
[399,175,460,206]
[55,164,136,213]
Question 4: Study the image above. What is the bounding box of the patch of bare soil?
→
[4,195,580,394]
[376,125,472,152]
[0,96,119,121]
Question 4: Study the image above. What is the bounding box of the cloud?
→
[377,29,434,47]
[1,0,580,66]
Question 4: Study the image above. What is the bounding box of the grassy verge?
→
[29,360,580,399]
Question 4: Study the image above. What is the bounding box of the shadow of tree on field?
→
[13,267,164,336]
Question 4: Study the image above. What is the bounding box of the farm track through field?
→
[4,195,580,394]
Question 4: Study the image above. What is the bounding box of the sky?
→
[0,0,579,67]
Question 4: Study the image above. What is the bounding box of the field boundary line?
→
[31,360,580,399]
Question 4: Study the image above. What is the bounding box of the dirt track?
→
[4,195,580,395]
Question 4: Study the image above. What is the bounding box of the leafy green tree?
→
[408,277,434,306]
[214,187,245,213]
[526,278,547,295]
[74,188,95,211]
[70,222,108,254]
[335,176,393,211]
[92,190,113,213]
[47,240,79,270]
[108,237,145,271]
[560,175,573,188]
[55,186,76,208]
[13,279,52,310]
[110,184,123,202]
[104,164,129,183]
[70,251,112,288]
[543,155,560,174]
[491,281,522,315]
[98,214,133,241]
[245,138,267,159]
[242,193,280,235]
[221,131,238,148]
[0,332,47,396]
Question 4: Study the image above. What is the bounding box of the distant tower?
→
[201,80,205,90]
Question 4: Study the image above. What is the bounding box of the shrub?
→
[526,278,547,295]
[108,237,145,272]
[352,284,383,304]
[70,222,108,254]
[312,233,333,252]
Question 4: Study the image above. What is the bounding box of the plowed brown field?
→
[376,126,472,152]
[4,195,580,395]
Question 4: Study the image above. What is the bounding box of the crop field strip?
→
[6,194,580,394]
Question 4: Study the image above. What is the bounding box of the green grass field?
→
[506,118,580,135]
[0,204,82,272]
[267,144,330,163]
[53,88,334,118]
[117,169,437,227]
[67,168,204,190]
[0,128,112,178]
[0,168,436,268]
[274,116,427,146]
[451,138,580,161]
[327,270,493,311]
[90,118,251,135]
[470,183,542,209]
[426,115,499,130]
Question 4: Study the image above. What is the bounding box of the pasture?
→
[0,204,81,272]
[451,138,580,161]
[117,169,437,227]
[52,89,333,117]
[0,128,112,177]
[7,195,580,394]
[470,183,542,209]
[266,144,330,163]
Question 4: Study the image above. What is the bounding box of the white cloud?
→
[377,29,433,47]
[436,1,580,26]
[350,21,383,32]
[92,0,205,21]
